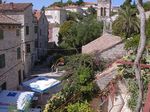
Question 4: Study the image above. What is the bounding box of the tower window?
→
[104,7,106,16]
[101,7,103,16]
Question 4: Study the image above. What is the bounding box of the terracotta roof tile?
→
[0,14,20,25]
[0,3,32,12]
[84,2,97,5]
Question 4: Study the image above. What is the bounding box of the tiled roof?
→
[84,2,96,5]
[82,34,122,54]
[46,6,63,10]
[0,14,20,25]
[0,3,32,12]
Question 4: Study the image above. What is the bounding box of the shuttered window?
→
[0,54,5,68]
[0,29,4,39]
[17,47,21,59]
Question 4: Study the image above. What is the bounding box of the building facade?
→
[64,6,83,13]
[45,7,67,46]
[34,10,49,60]
[97,0,111,20]
[45,7,67,24]
[0,3,37,76]
[0,14,23,90]
[48,24,59,46]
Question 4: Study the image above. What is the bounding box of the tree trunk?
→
[134,0,146,112]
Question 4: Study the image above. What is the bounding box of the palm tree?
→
[113,5,140,38]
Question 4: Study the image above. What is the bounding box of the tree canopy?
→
[112,4,140,39]
[58,15,103,51]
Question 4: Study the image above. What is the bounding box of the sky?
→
[5,0,125,9]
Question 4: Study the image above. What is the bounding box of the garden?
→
[44,54,106,112]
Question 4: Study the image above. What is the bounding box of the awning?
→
[22,76,61,93]
[0,90,34,111]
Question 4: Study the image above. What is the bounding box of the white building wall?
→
[45,9,66,24]
[65,7,83,13]
[52,27,59,46]
[0,27,23,90]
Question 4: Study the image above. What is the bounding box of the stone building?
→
[97,0,111,20]
[34,10,49,60]
[45,7,67,24]
[0,3,37,76]
[82,34,126,62]
[64,5,83,13]
[45,7,67,46]
[0,14,23,90]
[81,2,97,11]
[48,24,60,46]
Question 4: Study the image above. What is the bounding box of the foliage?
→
[146,16,150,38]
[76,0,84,6]
[120,0,132,9]
[67,0,73,5]
[124,16,150,50]
[87,6,97,15]
[143,1,150,11]
[66,101,94,112]
[125,35,140,50]
[59,20,75,38]
[127,79,138,111]
[44,54,102,112]
[67,12,84,21]
[112,5,139,39]
[59,15,103,51]
[50,2,65,7]
[50,0,84,7]
[117,53,150,111]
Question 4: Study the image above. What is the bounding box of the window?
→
[17,47,21,59]
[26,26,29,35]
[43,18,44,24]
[18,70,22,85]
[104,7,106,16]
[0,54,5,68]
[0,29,4,39]
[35,39,38,48]
[34,26,38,34]
[40,29,42,36]
[101,7,103,16]
[26,44,30,53]
[23,70,26,80]
[16,29,20,36]
[0,82,6,90]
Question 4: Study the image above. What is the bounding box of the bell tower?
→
[97,0,112,34]
[97,0,111,21]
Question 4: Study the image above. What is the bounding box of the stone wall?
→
[0,27,23,90]
[6,6,36,75]
[99,43,126,62]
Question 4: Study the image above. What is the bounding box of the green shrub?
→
[67,101,94,112]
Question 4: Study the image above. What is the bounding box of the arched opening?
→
[104,7,106,16]
[101,7,103,16]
